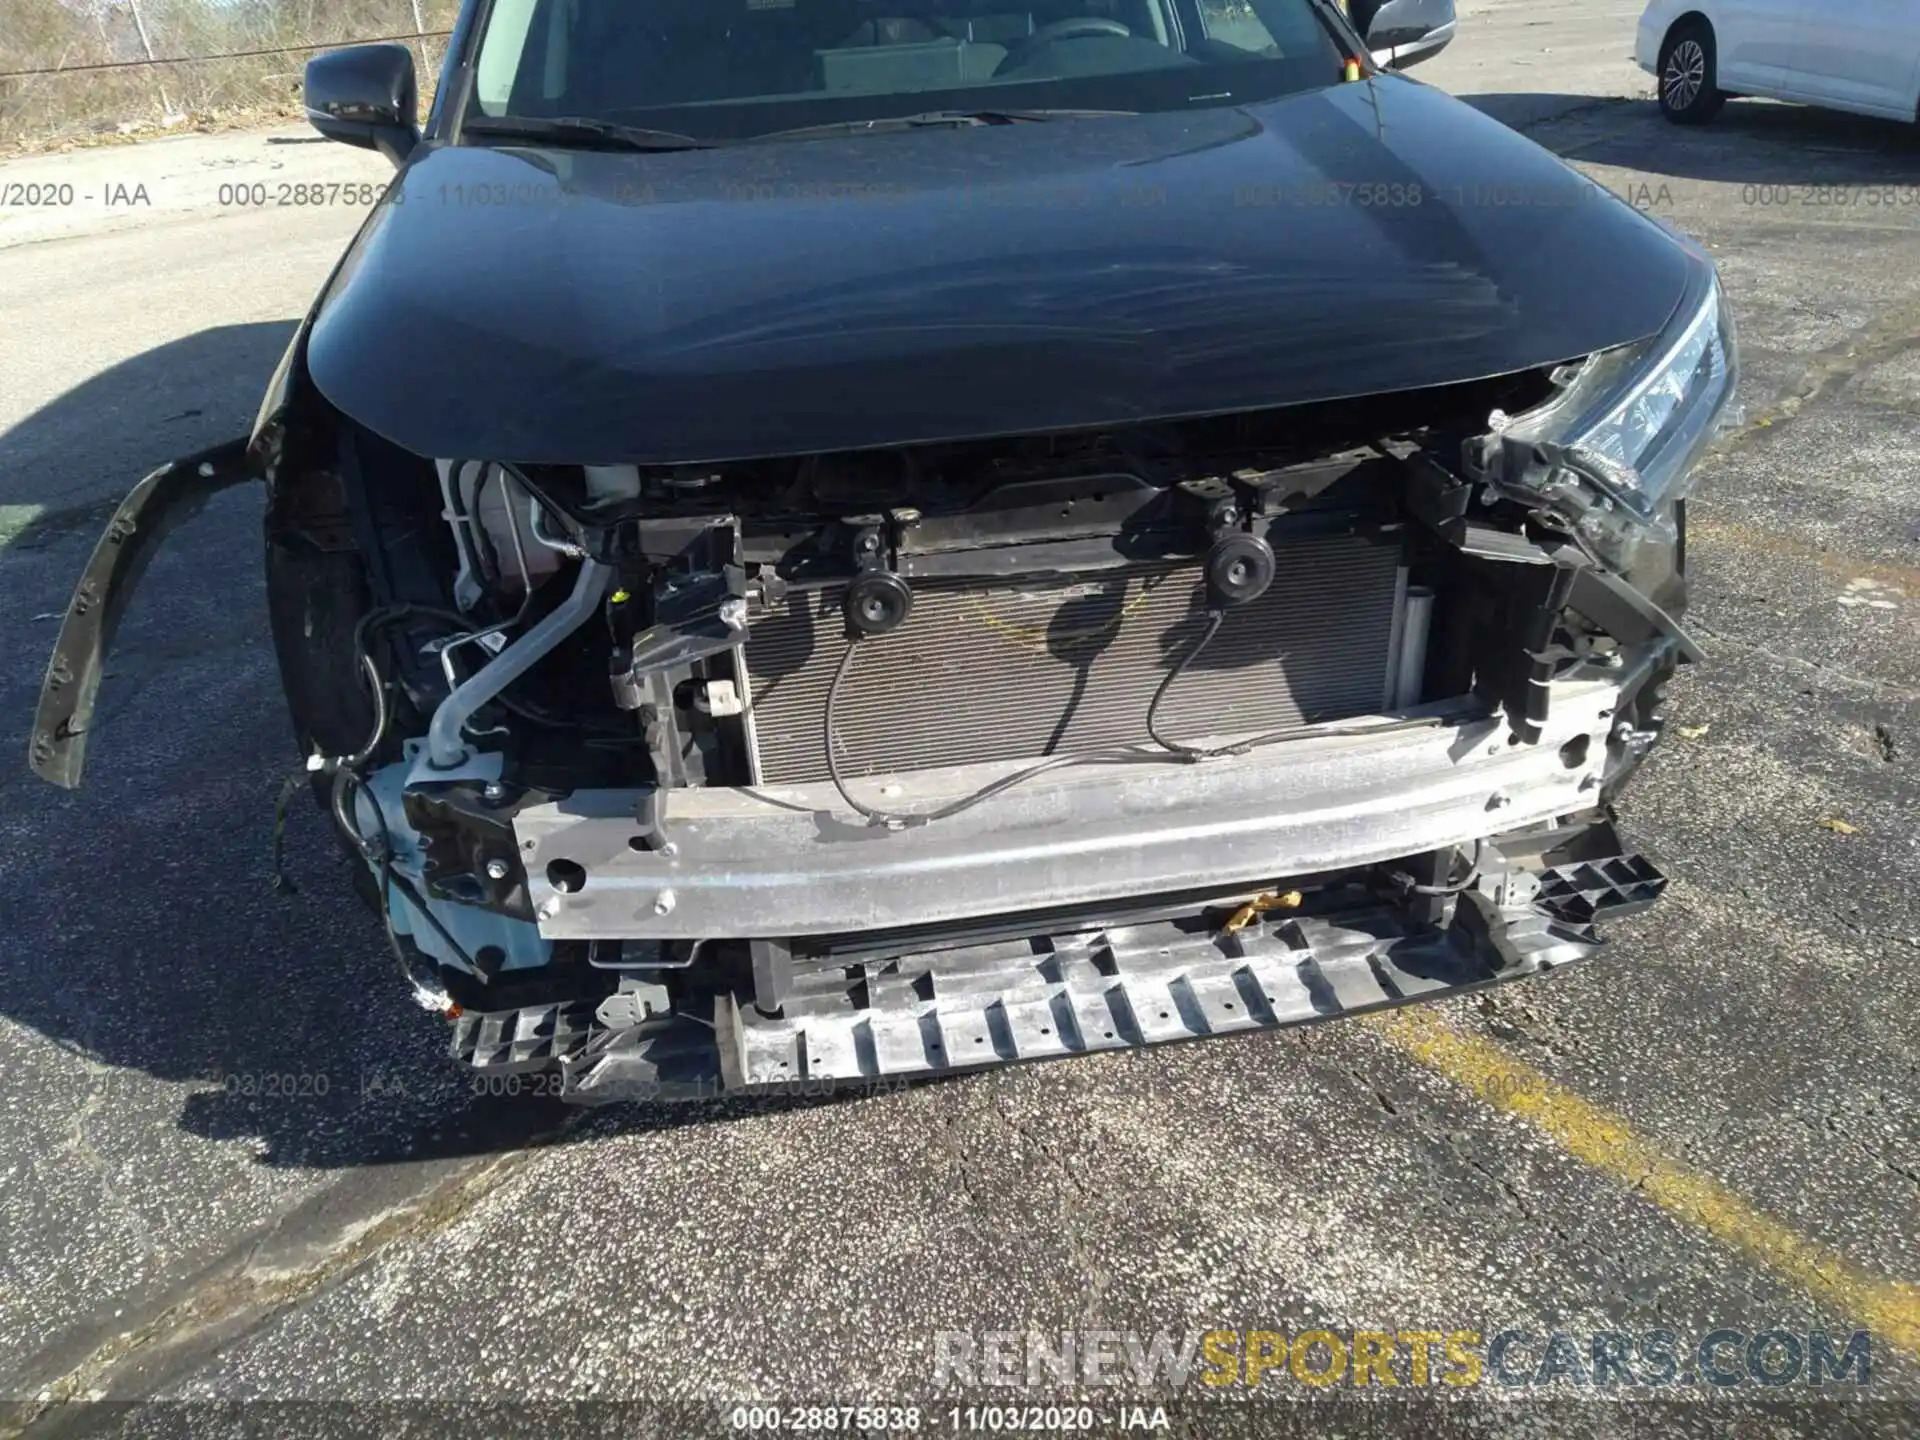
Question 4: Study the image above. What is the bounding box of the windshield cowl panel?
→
[465,0,1350,142]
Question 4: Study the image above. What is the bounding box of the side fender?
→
[28,438,258,789]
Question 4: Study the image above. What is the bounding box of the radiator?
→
[740,532,1406,784]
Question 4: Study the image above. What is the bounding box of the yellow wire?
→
[952,569,1181,657]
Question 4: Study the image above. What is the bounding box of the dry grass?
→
[0,0,459,151]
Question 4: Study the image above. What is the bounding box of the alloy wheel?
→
[1664,39,1706,111]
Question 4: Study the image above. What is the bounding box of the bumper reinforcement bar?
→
[514,666,1653,942]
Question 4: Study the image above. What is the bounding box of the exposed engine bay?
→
[103,354,1684,1103]
[19,3,1735,1109]
[28,334,1719,1106]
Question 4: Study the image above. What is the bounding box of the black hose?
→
[376,860,448,1006]
[328,649,391,853]
[1391,839,1487,896]
[323,613,482,992]
[269,771,306,894]
[283,607,424,895]
[1145,610,1225,760]
[358,600,632,736]
[352,602,471,681]
[335,748,482,986]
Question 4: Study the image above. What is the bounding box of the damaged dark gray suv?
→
[30,0,1734,1101]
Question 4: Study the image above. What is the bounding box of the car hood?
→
[306,76,1696,466]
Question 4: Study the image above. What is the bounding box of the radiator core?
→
[741,532,1405,784]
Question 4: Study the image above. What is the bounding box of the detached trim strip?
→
[29,438,256,790]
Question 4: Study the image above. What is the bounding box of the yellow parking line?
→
[1367,1006,1920,1358]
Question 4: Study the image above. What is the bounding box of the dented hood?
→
[306,75,1694,466]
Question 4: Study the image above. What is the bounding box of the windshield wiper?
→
[462,114,713,152]
[755,108,1136,142]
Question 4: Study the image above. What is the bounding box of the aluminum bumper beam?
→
[514,668,1641,941]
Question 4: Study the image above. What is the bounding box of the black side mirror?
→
[305,43,421,167]
[1357,0,1457,71]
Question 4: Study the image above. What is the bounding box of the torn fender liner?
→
[29,438,257,789]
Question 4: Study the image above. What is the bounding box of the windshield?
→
[465,0,1351,142]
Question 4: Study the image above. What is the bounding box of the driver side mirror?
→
[1352,0,1457,71]
[305,43,421,167]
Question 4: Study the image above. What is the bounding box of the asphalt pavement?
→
[0,1,1915,1434]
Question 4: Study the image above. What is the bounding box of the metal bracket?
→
[750,938,795,1017]
[595,977,674,1030]
[632,788,674,855]
[1571,567,1706,665]
[609,570,749,706]
[425,558,616,769]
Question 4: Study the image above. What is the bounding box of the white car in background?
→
[1637,0,1920,125]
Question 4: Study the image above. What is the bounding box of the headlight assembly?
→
[1468,254,1739,567]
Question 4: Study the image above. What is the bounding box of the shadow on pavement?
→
[1,324,907,1171]
[0,327,574,1170]
[0,321,300,521]
[1462,92,1920,184]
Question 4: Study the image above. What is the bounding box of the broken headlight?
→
[1472,252,1738,567]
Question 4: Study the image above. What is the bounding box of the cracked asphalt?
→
[1,0,1916,1434]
